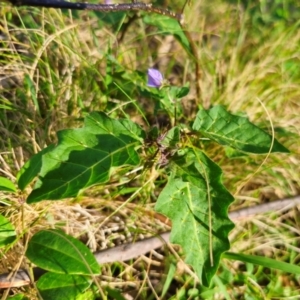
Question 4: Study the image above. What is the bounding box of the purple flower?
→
[147,68,163,88]
[104,0,113,3]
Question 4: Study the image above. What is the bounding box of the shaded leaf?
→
[26,229,100,275]
[0,214,16,247]
[37,273,90,300]
[143,14,192,55]
[20,112,143,203]
[159,126,180,149]
[161,262,176,298]
[0,176,16,193]
[192,105,289,153]
[93,11,126,29]
[105,287,127,300]
[170,85,190,99]
[155,148,234,286]
[160,86,186,116]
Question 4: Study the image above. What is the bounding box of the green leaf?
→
[170,85,190,99]
[192,105,289,154]
[161,86,187,117]
[159,126,180,149]
[155,148,234,286]
[93,11,127,29]
[26,229,100,275]
[161,262,176,298]
[37,273,90,300]
[105,287,127,300]
[143,14,193,56]
[0,176,16,192]
[22,112,143,203]
[0,214,16,247]
[17,145,55,191]
[224,252,300,275]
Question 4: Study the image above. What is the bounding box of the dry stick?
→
[7,0,182,21]
[95,195,300,264]
[0,195,299,288]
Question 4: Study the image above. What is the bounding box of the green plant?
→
[0,76,289,296]
[0,0,297,298]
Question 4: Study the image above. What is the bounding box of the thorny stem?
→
[6,0,183,21]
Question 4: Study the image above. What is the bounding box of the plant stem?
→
[7,0,183,21]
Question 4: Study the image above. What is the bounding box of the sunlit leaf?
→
[193,105,289,153]
[0,177,16,193]
[155,148,234,286]
[143,14,192,55]
[0,214,16,247]
[37,273,90,300]
[26,229,100,275]
[19,112,144,203]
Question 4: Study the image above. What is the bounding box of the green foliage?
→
[0,0,297,297]
[18,112,143,203]
[16,102,287,287]
[0,214,16,247]
[193,105,289,153]
[224,252,300,275]
[143,14,193,55]
[225,0,300,25]
[26,229,100,275]
[0,176,16,192]
[36,273,91,300]
[156,148,234,286]
[161,262,177,298]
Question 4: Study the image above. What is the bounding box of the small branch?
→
[6,0,183,21]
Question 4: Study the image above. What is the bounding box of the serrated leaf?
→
[23,112,143,203]
[26,229,100,275]
[143,14,192,56]
[192,105,289,154]
[0,176,16,192]
[37,272,90,300]
[155,148,234,286]
[0,214,16,247]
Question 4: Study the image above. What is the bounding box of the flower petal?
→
[147,68,163,88]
